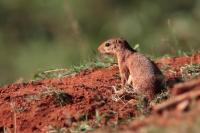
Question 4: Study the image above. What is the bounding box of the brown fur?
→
[98,38,165,100]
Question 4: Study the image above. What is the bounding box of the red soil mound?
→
[0,53,200,133]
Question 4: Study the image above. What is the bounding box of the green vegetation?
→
[47,115,200,133]
[46,102,200,133]
[47,109,133,133]
[34,56,114,80]
[48,110,103,133]
[48,125,68,133]
[25,86,73,106]
[40,87,73,106]
[0,0,200,85]
[135,95,151,116]
[153,91,170,104]
[181,64,200,81]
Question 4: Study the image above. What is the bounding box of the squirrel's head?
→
[98,38,135,55]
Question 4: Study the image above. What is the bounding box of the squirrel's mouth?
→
[98,48,112,55]
[98,45,105,53]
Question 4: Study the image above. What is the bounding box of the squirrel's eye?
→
[105,43,111,47]
[118,40,122,43]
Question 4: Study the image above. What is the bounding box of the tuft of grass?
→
[24,94,41,102]
[68,116,94,133]
[40,87,73,106]
[48,125,68,133]
[160,64,171,72]
[94,110,102,128]
[77,113,88,122]
[49,110,119,133]
[153,91,170,104]
[180,64,200,81]
[133,43,140,51]
[14,107,26,113]
[76,123,93,132]
[33,69,69,81]
[33,56,115,80]
[24,86,73,106]
[135,95,150,116]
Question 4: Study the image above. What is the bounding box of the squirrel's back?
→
[127,52,164,96]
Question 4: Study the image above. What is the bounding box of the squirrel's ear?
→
[123,40,129,45]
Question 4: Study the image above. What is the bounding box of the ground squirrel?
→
[98,38,165,100]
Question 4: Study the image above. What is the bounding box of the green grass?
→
[25,86,73,106]
[47,110,124,133]
[180,64,200,81]
[48,125,68,133]
[153,91,170,104]
[33,56,115,80]
[135,94,151,116]
[40,87,73,106]
[48,110,98,133]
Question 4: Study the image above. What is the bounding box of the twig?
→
[153,90,200,113]
[10,102,17,133]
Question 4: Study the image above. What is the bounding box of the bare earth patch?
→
[0,53,200,133]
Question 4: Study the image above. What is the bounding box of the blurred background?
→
[0,0,200,85]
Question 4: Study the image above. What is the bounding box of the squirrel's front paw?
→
[112,86,125,95]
